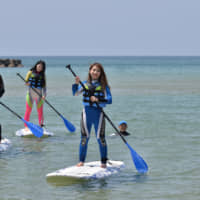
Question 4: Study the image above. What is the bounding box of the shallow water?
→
[0,56,200,200]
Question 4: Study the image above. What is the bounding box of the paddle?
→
[66,64,148,173]
[16,73,76,133]
[0,101,43,138]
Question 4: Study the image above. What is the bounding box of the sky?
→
[0,0,200,56]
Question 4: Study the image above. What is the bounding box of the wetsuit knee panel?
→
[37,99,44,108]
[99,137,107,147]
[26,94,33,108]
[81,136,88,146]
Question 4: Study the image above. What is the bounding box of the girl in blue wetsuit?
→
[72,63,112,168]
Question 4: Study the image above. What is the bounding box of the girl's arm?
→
[72,77,84,96]
[72,84,84,96]
[25,71,32,83]
[104,86,112,104]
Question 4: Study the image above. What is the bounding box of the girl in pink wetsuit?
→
[24,60,46,129]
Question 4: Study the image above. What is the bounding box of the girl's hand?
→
[42,96,45,100]
[90,96,99,102]
[26,82,30,86]
[75,76,80,84]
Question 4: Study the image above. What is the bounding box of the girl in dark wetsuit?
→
[0,74,5,142]
[24,61,46,130]
[72,63,112,168]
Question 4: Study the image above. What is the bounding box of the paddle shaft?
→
[66,65,127,144]
[0,101,43,138]
[17,73,62,117]
[0,101,22,120]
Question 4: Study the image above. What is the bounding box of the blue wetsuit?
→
[72,80,112,164]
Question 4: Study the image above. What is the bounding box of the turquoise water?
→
[0,56,200,200]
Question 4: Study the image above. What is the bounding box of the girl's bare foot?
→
[76,162,84,167]
[101,163,107,168]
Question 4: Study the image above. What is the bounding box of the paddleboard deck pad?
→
[16,128,54,138]
[0,138,11,152]
[46,160,125,180]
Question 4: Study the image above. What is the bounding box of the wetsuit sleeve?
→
[0,75,5,98]
[72,83,84,96]
[72,84,78,95]
[25,71,32,82]
[103,86,112,104]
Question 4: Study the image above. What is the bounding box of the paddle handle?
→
[66,65,127,143]
[66,65,86,90]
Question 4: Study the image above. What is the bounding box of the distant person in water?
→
[118,121,130,136]
[0,74,5,143]
[111,121,130,137]
[24,60,47,130]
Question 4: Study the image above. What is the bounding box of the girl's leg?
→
[24,94,33,127]
[94,111,107,167]
[78,135,89,164]
[36,99,44,127]
[78,108,92,165]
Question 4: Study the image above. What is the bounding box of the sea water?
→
[0,56,200,200]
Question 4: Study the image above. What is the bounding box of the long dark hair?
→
[31,60,46,76]
[87,63,110,91]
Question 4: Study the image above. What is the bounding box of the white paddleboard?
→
[109,133,117,137]
[16,128,54,138]
[0,138,11,152]
[46,160,125,180]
